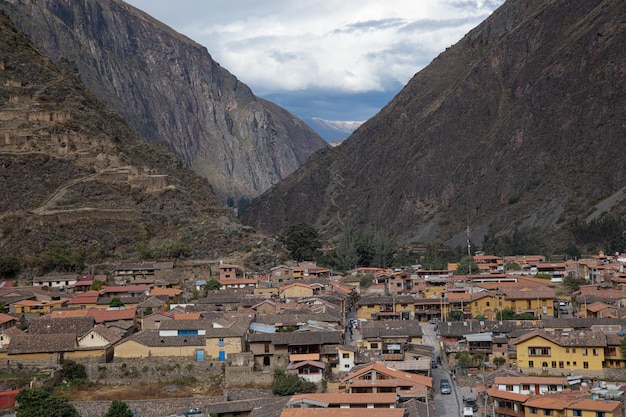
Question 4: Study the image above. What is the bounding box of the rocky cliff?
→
[0,10,261,265]
[242,0,626,247]
[0,0,328,202]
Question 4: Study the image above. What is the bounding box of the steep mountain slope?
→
[0,10,257,264]
[242,0,626,247]
[0,0,328,202]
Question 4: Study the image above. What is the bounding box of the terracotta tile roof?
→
[288,393,397,405]
[29,316,94,335]
[494,376,568,385]
[500,286,556,299]
[0,314,17,325]
[8,333,76,354]
[340,362,432,388]
[281,409,404,417]
[286,360,325,370]
[487,388,529,402]
[511,329,607,347]
[571,398,620,412]
[361,320,423,338]
[121,329,205,347]
[149,288,182,297]
[67,290,101,304]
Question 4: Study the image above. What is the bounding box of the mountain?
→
[0,0,328,203]
[0,10,260,267]
[242,0,626,249]
[302,117,363,144]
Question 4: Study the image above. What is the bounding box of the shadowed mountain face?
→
[0,0,328,202]
[0,10,259,263]
[242,0,626,246]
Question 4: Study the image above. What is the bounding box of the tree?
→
[455,351,471,368]
[109,296,124,308]
[62,360,87,382]
[271,369,316,395]
[446,310,465,322]
[90,280,104,291]
[14,387,80,417]
[496,308,516,320]
[334,228,359,271]
[0,256,20,278]
[104,400,133,417]
[280,223,321,262]
[563,272,587,293]
[493,356,506,368]
[203,279,221,291]
[454,255,479,276]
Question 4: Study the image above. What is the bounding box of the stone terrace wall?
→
[84,358,226,386]
[73,395,227,417]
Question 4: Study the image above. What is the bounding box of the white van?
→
[463,406,474,417]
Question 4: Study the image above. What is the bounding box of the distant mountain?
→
[0,10,258,265]
[242,0,626,249]
[0,0,328,202]
[302,117,363,144]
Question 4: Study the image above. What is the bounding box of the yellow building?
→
[514,330,607,373]
[13,298,68,314]
[356,295,415,320]
[279,283,314,298]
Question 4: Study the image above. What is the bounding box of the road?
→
[421,323,464,417]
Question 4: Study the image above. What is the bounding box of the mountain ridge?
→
[0,9,267,268]
[242,0,626,249]
[0,0,328,202]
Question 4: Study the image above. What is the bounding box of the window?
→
[596,412,605,417]
[264,343,270,353]
[371,343,379,349]
[573,361,577,366]
[528,347,550,356]
[583,361,589,369]
[567,361,571,366]
[218,338,225,347]
[572,348,576,353]
[593,349,599,356]
[543,410,553,416]
[582,348,588,356]
[572,410,582,417]
[522,384,530,391]
[343,353,350,358]
[486,302,490,307]
[559,361,564,368]
[566,348,569,353]
[529,361,534,368]
[528,407,538,414]
[551,361,556,368]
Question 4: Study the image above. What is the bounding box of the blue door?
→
[196,349,205,362]
[218,351,226,361]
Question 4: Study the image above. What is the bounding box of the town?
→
[0,250,626,417]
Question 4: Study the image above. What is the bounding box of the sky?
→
[124,0,504,122]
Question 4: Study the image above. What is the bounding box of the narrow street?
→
[421,323,464,417]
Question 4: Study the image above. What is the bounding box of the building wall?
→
[516,336,605,372]
[114,340,201,359]
[205,336,242,360]
[281,286,313,298]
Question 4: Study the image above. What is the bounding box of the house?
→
[149,288,183,304]
[280,409,405,417]
[338,362,432,401]
[487,387,529,417]
[286,360,326,383]
[0,326,23,348]
[285,392,398,409]
[359,320,424,362]
[494,376,570,395]
[219,263,244,280]
[115,316,251,361]
[513,330,611,374]
[336,345,357,374]
[0,313,17,331]
[219,278,258,290]
[141,311,174,330]
[136,296,168,317]
[66,290,101,309]
[247,330,343,371]
[3,316,114,364]
[13,298,68,315]
[356,295,416,321]
[280,283,315,298]
[33,274,77,290]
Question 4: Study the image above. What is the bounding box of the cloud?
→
[125,0,504,120]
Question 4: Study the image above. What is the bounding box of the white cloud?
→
[125,0,503,96]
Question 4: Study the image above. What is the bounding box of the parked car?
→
[463,406,474,417]
[464,397,478,412]
[440,378,451,394]
[431,359,438,368]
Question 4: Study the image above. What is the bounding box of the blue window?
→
[218,338,225,347]
[178,330,198,336]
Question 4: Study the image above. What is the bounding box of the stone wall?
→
[73,395,227,417]
[84,358,226,386]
